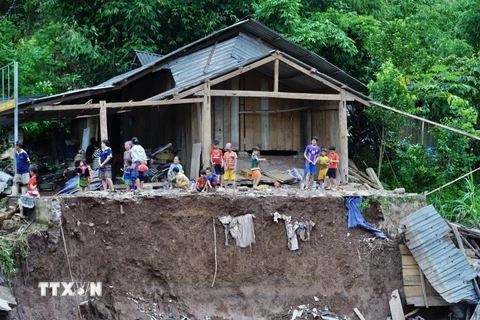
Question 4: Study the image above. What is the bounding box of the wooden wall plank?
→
[223,97,232,145]
[261,78,269,149]
[269,98,279,150]
[231,77,240,150]
[214,96,224,147]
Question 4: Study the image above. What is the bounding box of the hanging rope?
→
[0,0,16,25]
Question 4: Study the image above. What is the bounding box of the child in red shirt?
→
[325,145,340,190]
[210,140,224,188]
[191,169,208,192]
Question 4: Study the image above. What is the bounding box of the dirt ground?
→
[8,193,405,320]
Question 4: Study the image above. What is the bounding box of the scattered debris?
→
[402,205,479,305]
[345,197,386,239]
[389,289,404,320]
[264,170,296,184]
[218,214,255,248]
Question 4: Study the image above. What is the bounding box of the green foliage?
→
[438,175,480,228]
[22,121,71,142]
[0,237,29,278]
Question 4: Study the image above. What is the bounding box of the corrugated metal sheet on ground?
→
[402,205,480,304]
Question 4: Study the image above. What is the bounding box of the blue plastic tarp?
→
[56,168,102,195]
[345,197,386,239]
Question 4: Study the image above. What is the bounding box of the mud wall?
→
[9,194,426,320]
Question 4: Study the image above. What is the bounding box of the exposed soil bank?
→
[7,193,425,319]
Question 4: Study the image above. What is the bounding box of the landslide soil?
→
[9,193,402,320]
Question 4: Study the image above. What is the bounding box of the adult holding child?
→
[130,137,148,191]
[17,165,40,218]
[99,140,115,192]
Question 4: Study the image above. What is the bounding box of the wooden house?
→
[0,19,373,183]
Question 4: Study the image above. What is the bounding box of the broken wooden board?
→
[190,143,202,180]
[353,308,366,320]
[399,244,451,307]
[264,170,295,184]
[236,174,276,186]
[366,167,384,190]
[0,286,16,307]
[389,289,404,320]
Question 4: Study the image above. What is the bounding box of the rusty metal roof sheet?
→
[402,205,480,304]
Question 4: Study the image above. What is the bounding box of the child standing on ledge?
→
[77,160,91,193]
[303,136,320,190]
[223,143,238,192]
[326,145,340,191]
[251,146,266,190]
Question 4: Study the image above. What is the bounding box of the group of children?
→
[76,136,339,193]
[303,136,340,191]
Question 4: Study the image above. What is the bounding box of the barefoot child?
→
[172,167,189,190]
[123,160,133,191]
[223,143,238,191]
[191,169,208,192]
[326,145,340,190]
[210,140,224,188]
[303,136,320,190]
[316,148,329,190]
[77,160,91,193]
[205,167,217,191]
[251,146,266,190]
[167,156,183,189]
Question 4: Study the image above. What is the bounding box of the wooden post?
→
[202,81,212,169]
[338,89,348,185]
[304,108,312,148]
[231,77,240,150]
[274,59,279,92]
[261,78,269,149]
[99,100,108,141]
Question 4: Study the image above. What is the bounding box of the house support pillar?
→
[338,89,348,185]
[202,81,212,169]
[99,100,108,141]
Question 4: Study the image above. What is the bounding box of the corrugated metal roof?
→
[15,18,369,110]
[237,19,367,93]
[166,32,272,88]
[402,205,480,304]
[134,50,163,66]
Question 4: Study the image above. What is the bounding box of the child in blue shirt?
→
[123,160,133,192]
[205,167,218,192]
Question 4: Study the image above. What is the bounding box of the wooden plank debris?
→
[389,289,405,320]
[190,143,202,180]
[404,308,421,319]
[353,308,366,320]
[419,268,429,308]
[366,167,384,190]
[263,170,295,184]
[399,244,451,307]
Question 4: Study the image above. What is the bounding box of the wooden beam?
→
[419,268,429,308]
[204,41,218,74]
[34,98,203,112]
[239,106,311,114]
[231,77,240,150]
[202,81,212,169]
[369,101,480,141]
[274,59,279,92]
[175,55,277,100]
[338,89,348,185]
[275,54,342,92]
[201,90,341,101]
[353,308,366,320]
[99,100,108,141]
